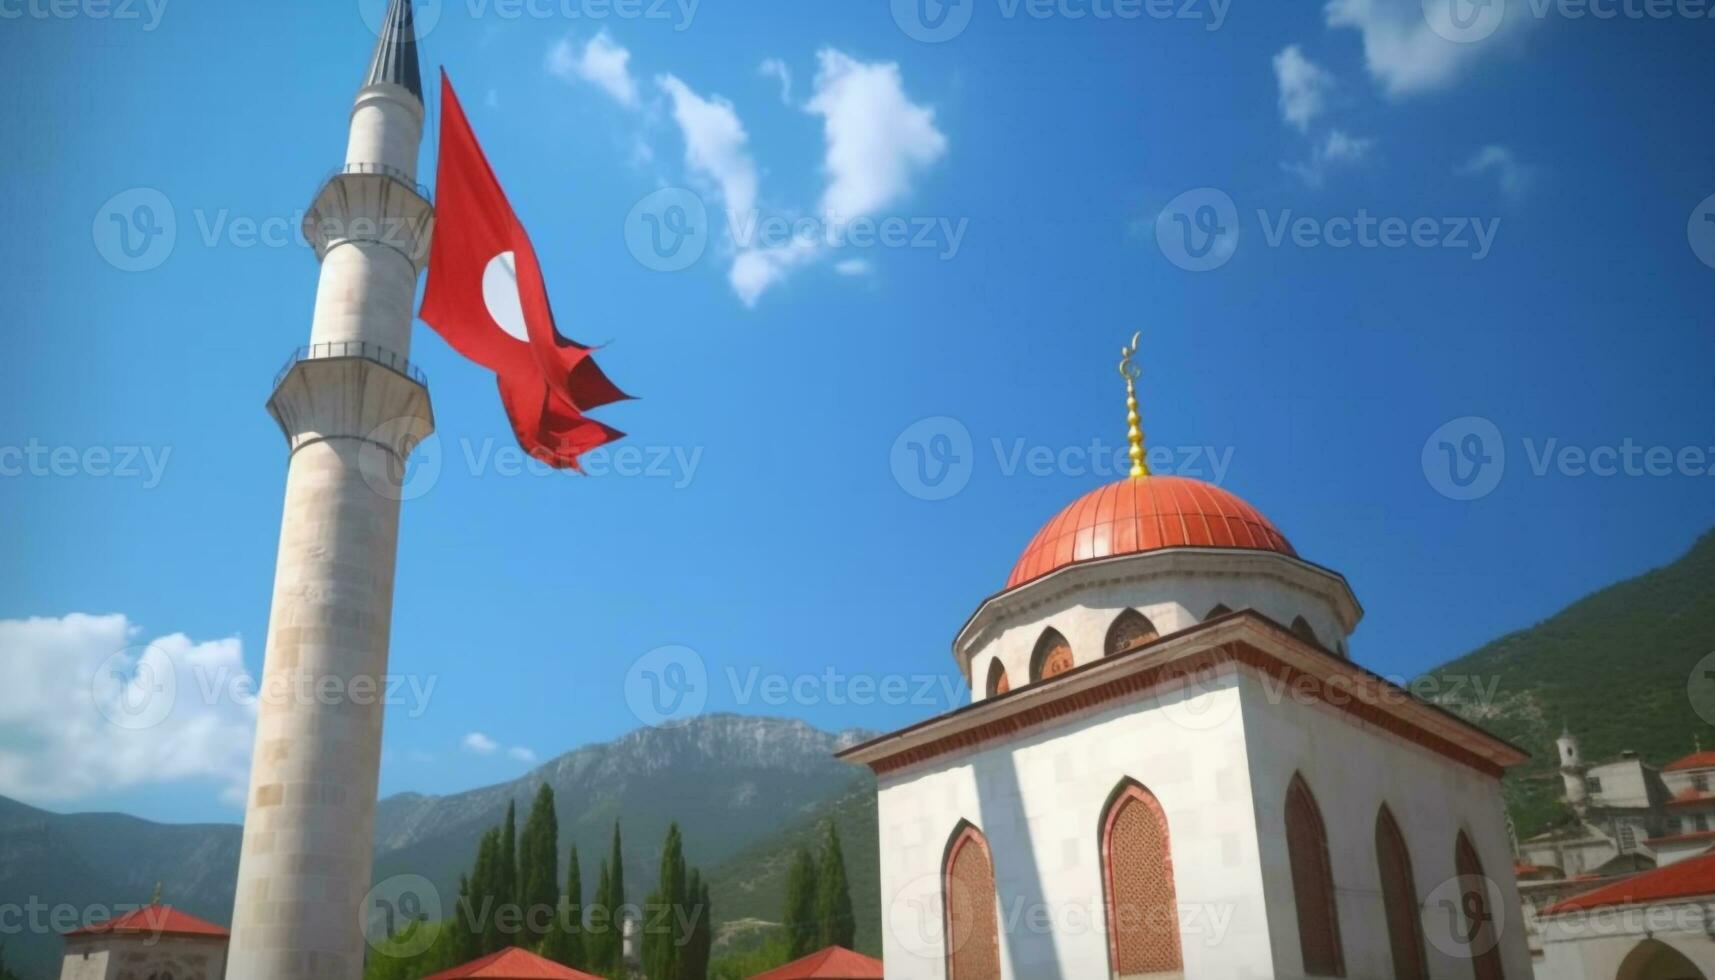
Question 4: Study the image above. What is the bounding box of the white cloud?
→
[834,258,873,276]
[1273,45,1335,133]
[462,731,499,754]
[507,746,538,762]
[1324,0,1516,97]
[657,74,759,219]
[758,57,793,105]
[806,49,949,219]
[1285,129,1377,186]
[654,51,947,306]
[1456,144,1534,199]
[547,31,640,108]
[0,613,254,806]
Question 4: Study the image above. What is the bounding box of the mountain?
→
[0,714,871,980]
[1420,528,1715,837]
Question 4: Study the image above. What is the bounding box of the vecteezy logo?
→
[624,644,708,727]
[890,416,974,501]
[1689,652,1715,726]
[1424,0,1506,43]
[892,0,974,42]
[1424,872,1506,960]
[1422,416,1505,501]
[625,187,709,273]
[360,875,443,958]
[1688,193,1715,271]
[92,645,178,730]
[360,418,441,502]
[1155,188,1239,273]
[358,0,443,41]
[93,188,176,272]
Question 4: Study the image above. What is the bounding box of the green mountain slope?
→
[1421,528,1715,836]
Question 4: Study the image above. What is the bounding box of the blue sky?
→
[1,0,1711,824]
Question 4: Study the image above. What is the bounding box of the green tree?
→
[588,852,615,974]
[643,823,687,980]
[518,784,560,944]
[685,870,713,980]
[0,943,21,980]
[782,845,819,959]
[815,821,856,950]
[542,844,586,966]
[499,800,519,909]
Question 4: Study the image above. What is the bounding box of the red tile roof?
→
[1646,830,1715,847]
[64,904,229,940]
[1542,852,1715,915]
[1665,751,1715,772]
[1007,476,1296,589]
[749,946,885,980]
[423,947,604,979]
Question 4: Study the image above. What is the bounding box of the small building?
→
[748,945,884,980]
[59,902,229,980]
[1536,851,1715,979]
[422,946,605,979]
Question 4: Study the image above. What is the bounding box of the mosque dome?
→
[1006,475,1296,590]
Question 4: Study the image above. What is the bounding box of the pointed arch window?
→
[1285,774,1344,976]
[1104,609,1159,657]
[1375,806,1428,980]
[944,822,1002,980]
[1100,780,1183,978]
[1291,616,1320,647]
[1030,627,1075,682]
[1205,604,1234,620]
[985,658,1011,698]
[1455,831,1506,980]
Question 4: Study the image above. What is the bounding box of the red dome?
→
[1007,476,1296,589]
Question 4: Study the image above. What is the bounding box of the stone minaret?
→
[1558,727,1589,813]
[226,2,434,977]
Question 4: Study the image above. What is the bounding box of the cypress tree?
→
[499,800,519,908]
[684,869,712,980]
[478,827,507,954]
[816,822,856,950]
[598,821,626,974]
[589,856,614,973]
[643,823,686,980]
[519,784,560,943]
[453,873,480,965]
[782,845,819,959]
[543,845,586,966]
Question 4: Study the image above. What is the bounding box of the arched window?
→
[1615,939,1708,980]
[1104,609,1159,657]
[1030,627,1075,682]
[944,821,1002,980]
[1454,831,1505,980]
[1375,806,1428,980]
[1206,603,1234,620]
[1285,774,1344,976]
[1291,616,1320,647]
[985,658,1011,698]
[1100,780,1183,978]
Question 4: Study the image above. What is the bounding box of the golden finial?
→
[1118,332,1148,479]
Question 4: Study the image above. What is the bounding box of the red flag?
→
[421,70,628,469]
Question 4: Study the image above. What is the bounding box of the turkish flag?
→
[420,70,628,469]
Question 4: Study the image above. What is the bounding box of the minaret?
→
[1558,727,1589,813]
[226,3,434,977]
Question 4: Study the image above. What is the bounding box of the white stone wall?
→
[345,86,424,182]
[60,937,226,980]
[876,670,1276,980]
[968,565,1350,702]
[1587,760,1653,809]
[1237,669,1533,980]
[1539,908,1715,979]
[873,663,1525,980]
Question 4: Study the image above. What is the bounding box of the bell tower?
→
[225,2,434,976]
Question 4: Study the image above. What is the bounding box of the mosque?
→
[840,339,1537,978]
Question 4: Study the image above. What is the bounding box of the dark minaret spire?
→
[363,0,422,101]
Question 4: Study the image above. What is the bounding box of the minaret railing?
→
[273,341,428,390]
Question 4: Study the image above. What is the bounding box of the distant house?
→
[422,945,604,979]
[59,901,229,980]
[1536,851,1715,978]
[748,945,883,980]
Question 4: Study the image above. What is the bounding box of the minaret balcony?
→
[267,341,434,463]
[302,163,435,271]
